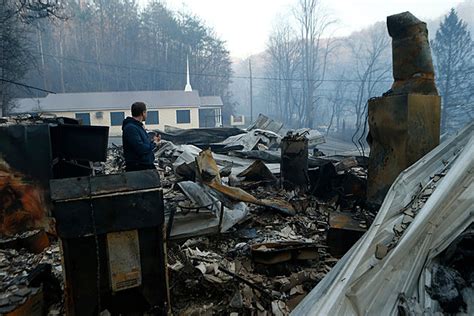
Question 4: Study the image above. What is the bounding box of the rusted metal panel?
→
[0,122,110,237]
[367,94,440,206]
[0,125,52,235]
[0,159,51,237]
[0,124,53,187]
[5,287,43,316]
[106,230,142,292]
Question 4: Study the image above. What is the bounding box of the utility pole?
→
[248,58,253,123]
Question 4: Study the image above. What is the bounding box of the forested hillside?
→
[2,0,234,118]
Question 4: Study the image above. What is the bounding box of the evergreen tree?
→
[431,8,474,133]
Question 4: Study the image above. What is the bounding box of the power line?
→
[249,58,253,122]
[0,78,56,94]
[36,52,393,84]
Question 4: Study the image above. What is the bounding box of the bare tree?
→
[325,73,348,135]
[263,1,336,128]
[346,24,391,154]
[293,0,335,127]
[265,19,300,126]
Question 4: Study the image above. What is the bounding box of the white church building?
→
[12,58,223,136]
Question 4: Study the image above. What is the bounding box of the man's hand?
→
[153,134,161,144]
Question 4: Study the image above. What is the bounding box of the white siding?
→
[50,107,199,136]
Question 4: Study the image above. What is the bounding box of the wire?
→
[0,78,56,94]
[35,52,393,84]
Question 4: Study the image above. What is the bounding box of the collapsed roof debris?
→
[246,114,284,134]
[292,123,473,315]
[158,126,246,147]
[214,129,281,152]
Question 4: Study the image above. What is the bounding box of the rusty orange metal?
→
[0,159,50,237]
[21,230,50,254]
[5,287,43,316]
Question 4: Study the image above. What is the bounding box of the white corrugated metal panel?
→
[292,123,474,315]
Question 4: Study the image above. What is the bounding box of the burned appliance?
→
[50,170,169,315]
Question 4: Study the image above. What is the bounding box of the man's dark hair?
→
[131,102,147,117]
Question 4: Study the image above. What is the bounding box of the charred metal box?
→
[50,123,109,162]
[0,122,109,237]
[0,122,109,199]
[327,212,367,258]
[50,171,169,315]
[281,135,309,190]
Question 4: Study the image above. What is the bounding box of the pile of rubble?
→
[166,193,337,314]
[0,114,79,126]
[160,166,371,314]
[293,123,473,315]
[0,241,63,315]
[0,113,371,314]
[98,117,371,314]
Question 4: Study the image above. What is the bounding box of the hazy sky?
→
[158,0,464,58]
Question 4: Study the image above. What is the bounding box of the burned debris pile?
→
[0,243,62,315]
[98,115,371,314]
[0,113,371,314]
[165,187,350,314]
[292,122,473,315]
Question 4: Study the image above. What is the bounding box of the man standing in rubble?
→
[122,102,160,172]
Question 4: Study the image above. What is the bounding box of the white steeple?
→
[184,56,193,92]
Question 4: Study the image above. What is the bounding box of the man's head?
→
[131,102,147,122]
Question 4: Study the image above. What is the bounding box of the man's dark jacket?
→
[122,117,156,169]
